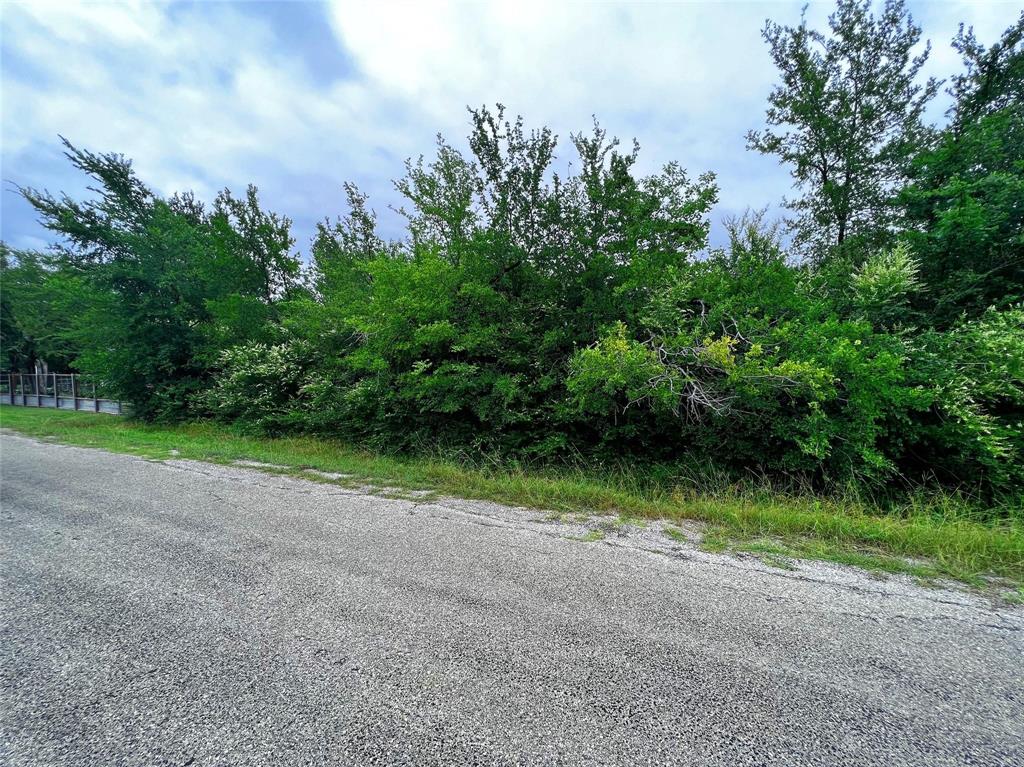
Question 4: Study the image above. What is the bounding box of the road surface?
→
[1,432,1021,766]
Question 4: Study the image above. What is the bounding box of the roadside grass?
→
[2,405,1023,592]
[570,529,607,543]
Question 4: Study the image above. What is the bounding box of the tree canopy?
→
[3,4,1022,505]
[747,0,938,258]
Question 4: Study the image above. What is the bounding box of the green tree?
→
[217,107,716,454]
[0,245,84,372]
[900,13,1024,325]
[17,139,299,418]
[948,13,1024,129]
[1,246,39,371]
[566,212,932,483]
[906,306,1024,493]
[748,0,938,258]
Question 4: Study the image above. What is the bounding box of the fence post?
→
[4,372,125,416]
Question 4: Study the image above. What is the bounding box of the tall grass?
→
[2,405,1022,587]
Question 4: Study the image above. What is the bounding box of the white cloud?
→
[1,0,412,239]
[2,0,1020,253]
[325,0,1017,238]
[326,1,782,166]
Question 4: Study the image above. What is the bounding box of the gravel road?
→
[1,431,1021,766]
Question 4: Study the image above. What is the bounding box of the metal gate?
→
[0,373,126,415]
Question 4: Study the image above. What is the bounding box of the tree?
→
[1,246,35,371]
[0,245,83,372]
[747,0,938,258]
[948,12,1024,129]
[17,139,299,419]
[900,13,1024,325]
[231,107,717,453]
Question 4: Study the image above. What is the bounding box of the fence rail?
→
[0,373,127,415]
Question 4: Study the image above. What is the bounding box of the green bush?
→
[197,342,313,435]
[5,7,1024,507]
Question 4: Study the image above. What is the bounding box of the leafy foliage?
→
[3,4,1022,506]
[907,307,1024,490]
[900,12,1024,326]
[747,0,938,258]
[7,139,300,419]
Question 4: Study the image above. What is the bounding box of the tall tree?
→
[747,0,938,258]
[0,245,83,372]
[17,139,299,419]
[0,246,39,371]
[900,13,1024,325]
[947,12,1024,129]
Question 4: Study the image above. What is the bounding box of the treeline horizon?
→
[2,1,1022,506]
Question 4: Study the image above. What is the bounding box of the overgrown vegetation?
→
[2,3,1022,523]
[2,406,1021,589]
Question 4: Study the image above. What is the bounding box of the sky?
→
[1,0,1020,257]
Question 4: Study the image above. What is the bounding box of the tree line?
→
[2,1,1022,503]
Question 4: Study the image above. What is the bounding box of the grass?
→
[569,529,607,543]
[2,405,1023,593]
[663,526,690,544]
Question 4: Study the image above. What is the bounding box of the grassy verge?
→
[2,405,1022,592]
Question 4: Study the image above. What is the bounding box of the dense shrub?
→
[4,6,1022,504]
[196,342,313,435]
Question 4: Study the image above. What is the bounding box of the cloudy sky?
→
[1,0,1019,256]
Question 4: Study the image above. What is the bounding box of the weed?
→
[571,529,606,543]
[664,527,689,543]
[3,406,1022,588]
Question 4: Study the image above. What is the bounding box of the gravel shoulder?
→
[1,432,1022,766]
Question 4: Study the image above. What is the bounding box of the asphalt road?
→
[1,432,1022,766]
